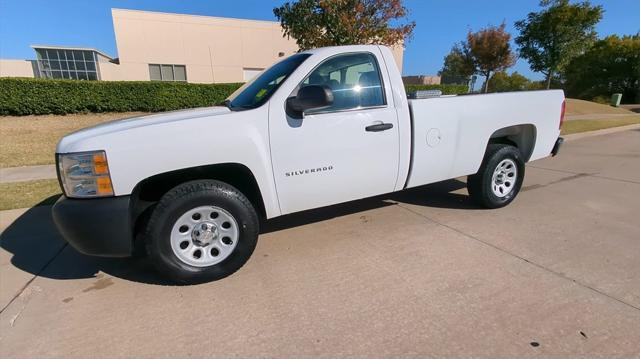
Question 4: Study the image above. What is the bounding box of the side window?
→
[300,52,385,114]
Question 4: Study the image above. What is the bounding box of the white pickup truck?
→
[53,45,565,283]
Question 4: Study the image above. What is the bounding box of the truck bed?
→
[405,90,564,188]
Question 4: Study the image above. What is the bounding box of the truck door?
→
[268,50,400,214]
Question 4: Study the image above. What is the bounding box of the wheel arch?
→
[129,163,267,236]
[488,124,537,162]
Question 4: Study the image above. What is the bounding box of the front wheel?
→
[467,144,525,209]
[144,180,259,284]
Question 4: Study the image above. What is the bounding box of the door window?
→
[298,52,386,114]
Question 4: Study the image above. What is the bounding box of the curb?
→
[564,124,640,142]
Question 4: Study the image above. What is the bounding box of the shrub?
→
[564,35,640,104]
[0,78,469,116]
[0,78,243,115]
[485,71,545,93]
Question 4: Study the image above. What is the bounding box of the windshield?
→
[224,53,311,111]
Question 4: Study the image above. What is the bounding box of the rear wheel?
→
[467,144,524,208]
[144,180,259,284]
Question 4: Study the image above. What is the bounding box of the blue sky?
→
[1,0,638,79]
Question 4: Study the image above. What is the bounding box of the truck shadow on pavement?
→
[262,178,477,233]
[1,179,477,285]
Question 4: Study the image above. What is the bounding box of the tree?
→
[485,71,545,92]
[515,0,603,89]
[564,34,640,103]
[466,23,516,93]
[273,0,415,50]
[438,43,476,85]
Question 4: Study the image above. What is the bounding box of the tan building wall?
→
[97,54,127,81]
[110,9,299,83]
[1,9,404,82]
[0,59,36,78]
[390,45,404,74]
[110,9,404,83]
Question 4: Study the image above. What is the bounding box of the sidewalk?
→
[619,104,639,113]
[563,123,640,141]
[566,113,639,121]
[0,165,56,184]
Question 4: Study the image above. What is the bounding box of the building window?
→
[35,48,100,80]
[149,64,187,82]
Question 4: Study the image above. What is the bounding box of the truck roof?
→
[300,44,391,56]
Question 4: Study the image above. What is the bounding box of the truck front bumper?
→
[551,137,564,157]
[52,195,133,257]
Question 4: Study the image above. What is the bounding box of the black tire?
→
[144,180,259,284]
[467,144,525,209]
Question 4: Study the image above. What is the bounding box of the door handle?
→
[365,123,394,132]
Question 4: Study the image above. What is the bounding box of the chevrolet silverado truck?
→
[53,45,565,283]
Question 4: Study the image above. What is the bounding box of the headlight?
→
[57,151,114,198]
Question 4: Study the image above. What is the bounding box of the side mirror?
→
[286,85,334,118]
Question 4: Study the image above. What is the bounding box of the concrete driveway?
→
[1,129,639,358]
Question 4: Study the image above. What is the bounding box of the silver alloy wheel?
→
[170,205,239,267]
[491,159,517,198]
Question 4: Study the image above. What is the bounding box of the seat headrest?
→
[358,71,378,86]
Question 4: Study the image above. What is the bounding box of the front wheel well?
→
[130,163,267,233]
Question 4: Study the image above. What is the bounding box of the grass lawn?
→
[0,179,61,210]
[561,116,640,135]
[565,98,634,116]
[0,112,147,168]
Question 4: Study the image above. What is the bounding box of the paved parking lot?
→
[1,129,639,358]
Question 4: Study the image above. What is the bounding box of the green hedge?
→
[0,78,243,115]
[0,78,469,116]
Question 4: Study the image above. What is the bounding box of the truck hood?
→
[57,106,231,153]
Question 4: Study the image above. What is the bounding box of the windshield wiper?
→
[218,99,253,112]
[219,99,233,109]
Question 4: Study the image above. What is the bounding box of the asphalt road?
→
[1,129,639,358]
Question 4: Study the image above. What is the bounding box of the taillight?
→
[559,100,566,130]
